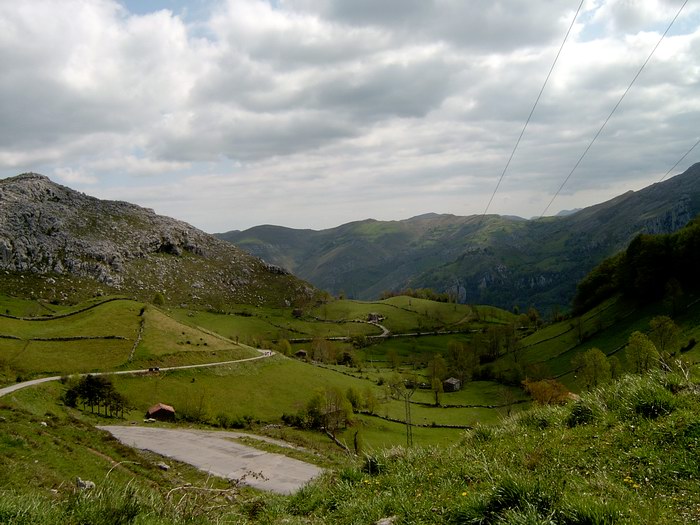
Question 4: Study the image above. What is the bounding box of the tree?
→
[663,278,684,316]
[346,387,361,411]
[427,354,447,406]
[608,355,622,379]
[504,323,523,362]
[275,339,292,356]
[363,387,378,414]
[571,348,611,389]
[484,326,504,361]
[305,387,353,437]
[649,316,679,368]
[63,375,127,418]
[311,338,336,363]
[527,307,542,329]
[497,386,518,417]
[323,387,353,437]
[387,348,402,369]
[625,331,659,373]
[447,340,478,383]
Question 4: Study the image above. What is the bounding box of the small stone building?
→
[145,402,176,421]
[443,377,462,392]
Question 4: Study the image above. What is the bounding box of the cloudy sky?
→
[1,0,699,232]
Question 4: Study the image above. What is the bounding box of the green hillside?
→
[218,163,700,314]
[2,366,699,523]
[0,297,258,384]
[3,263,700,524]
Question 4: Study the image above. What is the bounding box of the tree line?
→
[380,287,457,303]
[574,216,700,314]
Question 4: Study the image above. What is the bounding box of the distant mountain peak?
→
[217,163,700,312]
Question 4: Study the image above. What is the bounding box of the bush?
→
[523,379,570,405]
[467,423,496,443]
[566,401,596,428]
[633,385,676,419]
[450,476,558,524]
[362,454,386,475]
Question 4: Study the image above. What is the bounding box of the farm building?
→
[443,377,461,392]
[145,402,175,421]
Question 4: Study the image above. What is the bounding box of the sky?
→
[1,0,699,233]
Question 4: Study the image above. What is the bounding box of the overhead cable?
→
[659,137,700,182]
[540,0,689,217]
[481,0,585,217]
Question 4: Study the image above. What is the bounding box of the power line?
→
[481,0,585,217]
[659,137,700,182]
[540,0,689,217]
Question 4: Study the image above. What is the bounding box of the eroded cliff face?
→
[0,173,314,307]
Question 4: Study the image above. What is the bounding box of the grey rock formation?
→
[0,173,314,306]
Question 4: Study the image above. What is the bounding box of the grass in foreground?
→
[2,370,699,523]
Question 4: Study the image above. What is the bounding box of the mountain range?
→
[0,173,315,308]
[217,163,700,313]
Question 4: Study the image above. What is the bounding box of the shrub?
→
[450,476,558,524]
[633,385,676,419]
[566,401,596,428]
[362,454,386,475]
[468,423,496,443]
[523,379,570,405]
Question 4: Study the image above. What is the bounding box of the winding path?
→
[0,351,271,399]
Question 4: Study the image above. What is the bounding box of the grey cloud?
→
[148,107,358,162]
[310,59,454,119]
[288,0,575,51]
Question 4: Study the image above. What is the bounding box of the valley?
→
[2,172,700,523]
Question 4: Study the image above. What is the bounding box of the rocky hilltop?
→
[0,173,315,307]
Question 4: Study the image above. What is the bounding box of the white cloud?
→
[54,166,98,185]
[0,0,699,231]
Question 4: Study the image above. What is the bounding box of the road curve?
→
[99,426,322,494]
[0,351,272,399]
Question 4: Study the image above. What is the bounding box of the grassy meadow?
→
[3,290,700,523]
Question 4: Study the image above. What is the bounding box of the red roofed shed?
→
[146,402,175,421]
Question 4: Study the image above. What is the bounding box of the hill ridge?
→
[217,163,700,312]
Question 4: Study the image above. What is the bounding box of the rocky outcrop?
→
[0,173,315,306]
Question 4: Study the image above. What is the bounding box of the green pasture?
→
[0,299,141,340]
[361,334,472,364]
[130,306,259,367]
[337,414,464,449]
[6,339,132,376]
[307,297,513,334]
[0,297,270,380]
[410,380,527,406]
[113,355,377,422]
[503,294,700,388]
[170,306,380,343]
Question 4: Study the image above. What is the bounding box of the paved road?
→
[99,426,322,494]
